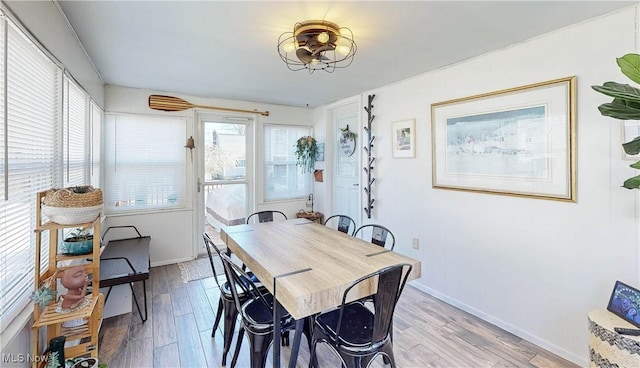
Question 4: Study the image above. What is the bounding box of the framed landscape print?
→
[392,119,415,158]
[431,76,576,201]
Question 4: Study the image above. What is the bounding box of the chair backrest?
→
[335,263,412,346]
[218,252,271,314]
[324,214,356,235]
[246,210,288,224]
[354,224,395,250]
[202,232,225,292]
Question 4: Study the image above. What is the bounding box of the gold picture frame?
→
[431,76,576,201]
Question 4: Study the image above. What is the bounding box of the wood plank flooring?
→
[98,263,579,367]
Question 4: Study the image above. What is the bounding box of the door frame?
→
[325,96,362,227]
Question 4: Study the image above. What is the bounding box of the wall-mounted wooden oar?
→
[148,95,269,116]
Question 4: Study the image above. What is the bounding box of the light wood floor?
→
[98,263,579,368]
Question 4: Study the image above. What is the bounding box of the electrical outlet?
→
[412,238,419,249]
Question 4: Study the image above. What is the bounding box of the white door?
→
[330,101,361,227]
[196,114,252,257]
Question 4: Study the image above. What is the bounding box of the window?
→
[264,124,311,201]
[0,10,97,336]
[89,101,102,188]
[64,75,88,186]
[104,113,187,212]
[0,16,61,332]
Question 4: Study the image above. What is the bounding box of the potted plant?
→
[592,53,640,189]
[295,136,318,173]
[60,228,94,255]
[70,357,100,368]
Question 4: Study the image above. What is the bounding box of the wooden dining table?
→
[221,218,422,368]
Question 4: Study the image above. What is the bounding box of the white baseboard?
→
[409,283,587,367]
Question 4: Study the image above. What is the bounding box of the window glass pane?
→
[104,114,187,212]
[264,124,311,201]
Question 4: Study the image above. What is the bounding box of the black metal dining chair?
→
[219,252,312,368]
[353,224,395,250]
[246,210,288,224]
[202,232,260,366]
[324,214,356,235]
[308,263,412,368]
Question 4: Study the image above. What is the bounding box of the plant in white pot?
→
[592,53,640,189]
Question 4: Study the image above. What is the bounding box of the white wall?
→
[314,7,639,365]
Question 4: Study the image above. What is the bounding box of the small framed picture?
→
[392,119,415,158]
[607,280,640,328]
[315,143,325,162]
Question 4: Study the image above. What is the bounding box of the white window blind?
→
[264,124,311,201]
[64,75,87,186]
[105,114,187,212]
[0,17,61,332]
[90,101,102,188]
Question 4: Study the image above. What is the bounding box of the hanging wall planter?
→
[295,136,318,173]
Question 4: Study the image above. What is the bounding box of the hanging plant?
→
[295,136,318,173]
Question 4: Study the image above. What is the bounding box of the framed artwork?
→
[431,76,576,201]
[392,119,415,158]
[316,143,325,161]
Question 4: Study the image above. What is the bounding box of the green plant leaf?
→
[623,174,640,189]
[592,82,640,103]
[617,54,640,85]
[623,136,640,155]
[630,160,640,169]
[598,99,640,120]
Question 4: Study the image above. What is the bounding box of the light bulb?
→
[336,45,351,55]
[311,58,320,65]
[317,31,329,43]
[283,42,296,53]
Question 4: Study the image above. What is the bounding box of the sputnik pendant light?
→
[277,20,357,73]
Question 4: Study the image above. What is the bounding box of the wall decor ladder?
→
[363,94,376,219]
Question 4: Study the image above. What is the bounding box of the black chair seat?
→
[242,293,293,331]
[315,302,378,347]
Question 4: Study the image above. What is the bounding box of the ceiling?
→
[56,1,635,108]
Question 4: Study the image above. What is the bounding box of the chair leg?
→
[211,298,223,337]
[222,299,239,366]
[230,327,245,368]
[247,330,273,368]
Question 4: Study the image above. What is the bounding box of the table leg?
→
[288,319,304,368]
[273,299,282,368]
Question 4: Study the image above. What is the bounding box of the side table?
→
[296,211,324,224]
[588,309,640,367]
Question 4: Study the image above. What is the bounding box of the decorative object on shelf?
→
[44,336,65,368]
[56,265,89,312]
[148,94,269,116]
[432,77,576,201]
[392,119,416,158]
[60,228,94,256]
[295,135,318,173]
[295,210,324,224]
[306,193,314,213]
[70,357,99,368]
[41,186,103,225]
[339,125,357,157]
[30,277,55,308]
[363,94,376,219]
[314,169,324,182]
[277,20,357,73]
[592,53,640,189]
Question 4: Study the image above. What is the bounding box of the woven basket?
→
[43,186,103,208]
[42,204,103,225]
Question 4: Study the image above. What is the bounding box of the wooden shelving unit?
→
[31,190,104,368]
